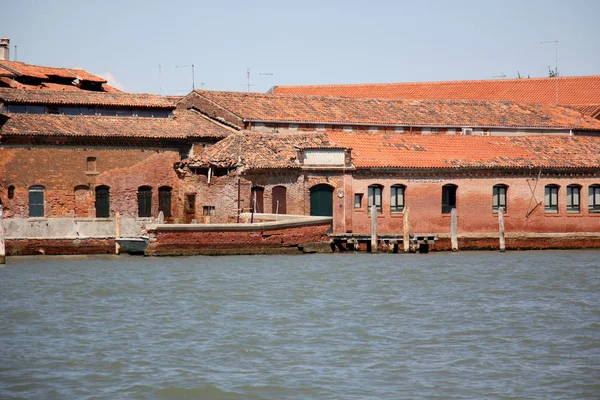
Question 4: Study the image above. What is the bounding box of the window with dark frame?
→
[203,206,215,216]
[442,184,457,214]
[589,184,600,213]
[137,186,152,217]
[390,185,405,213]
[8,185,15,199]
[95,185,110,218]
[368,184,383,214]
[544,184,559,214]
[28,185,44,217]
[354,193,363,209]
[158,186,172,218]
[566,184,581,214]
[185,194,196,214]
[493,184,507,213]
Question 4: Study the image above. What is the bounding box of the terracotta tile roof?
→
[0,88,175,108]
[567,104,600,119]
[0,109,231,140]
[0,61,107,82]
[190,90,600,131]
[187,131,337,169]
[185,130,600,170]
[326,131,600,169]
[271,76,600,108]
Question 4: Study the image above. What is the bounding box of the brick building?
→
[1,57,600,253]
[178,90,600,248]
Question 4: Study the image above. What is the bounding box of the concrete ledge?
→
[147,215,332,232]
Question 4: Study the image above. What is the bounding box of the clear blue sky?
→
[3,0,600,95]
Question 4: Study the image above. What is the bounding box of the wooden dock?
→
[330,233,438,253]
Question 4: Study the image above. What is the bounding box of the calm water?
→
[0,251,599,399]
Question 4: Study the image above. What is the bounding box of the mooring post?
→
[498,207,506,252]
[370,205,378,253]
[115,212,121,255]
[403,206,411,253]
[0,205,6,264]
[451,207,458,252]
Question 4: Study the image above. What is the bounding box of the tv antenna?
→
[540,40,559,104]
[493,73,506,79]
[246,68,273,92]
[176,64,195,91]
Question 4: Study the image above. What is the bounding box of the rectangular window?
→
[493,185,507,213]
[138,187,152,217]
[390,186,405,213]
[544,185,559,214]
[354,193,363,209]
[442,185,457,214]
[203,206,215,216]
[566,185,580,214]
[368,186,382,214]
[29,186,44,217]
[159,187,172,218]
[185,194,196,212]
[87,157,97,172]
[589,185,600,213]
[27,105,45,114]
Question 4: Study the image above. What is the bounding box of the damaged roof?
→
[189,90,600,130]
[186,131,339,169]
[0,109,231,140]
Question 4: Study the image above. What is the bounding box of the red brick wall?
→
[146,222,330,255]
[0,146,182,219]
[348,172,600,235]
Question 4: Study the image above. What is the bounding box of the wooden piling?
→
[450,207,458,252]
[498,207,506,252]
[403,206,410,253]
[0,205,6,264]
[115,212,121,255]
[370,206,378,253]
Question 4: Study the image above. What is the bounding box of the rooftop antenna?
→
[246,68,273,92]
[14,45,17,61]
[540,40,559,104]
[176,64,195,91]
[493,73,506,79]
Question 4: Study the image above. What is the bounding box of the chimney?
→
[0,38,9,61]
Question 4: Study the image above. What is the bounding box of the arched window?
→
[368,184,383,214]
[8,185,15,199]
[29,185,45,217]
[95,185,110,218]
[272,186,287,214]
[158,186,172,218]
[138,186,153,217]
[442,184,457,214]
[250,186,264,213]
[589,184,600,214]
[390,184,405,213]
[493,184,508,213]
[566,184,581,214]
[544,184,559,214]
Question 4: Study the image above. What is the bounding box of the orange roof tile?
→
[186,131,600,170]
[0,88,175,108]
[0,109,231,140]
[189,90,600,131]
[272,76,600,108]
[326,132,600,169]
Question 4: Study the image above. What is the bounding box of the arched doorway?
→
[310,184,334,216]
